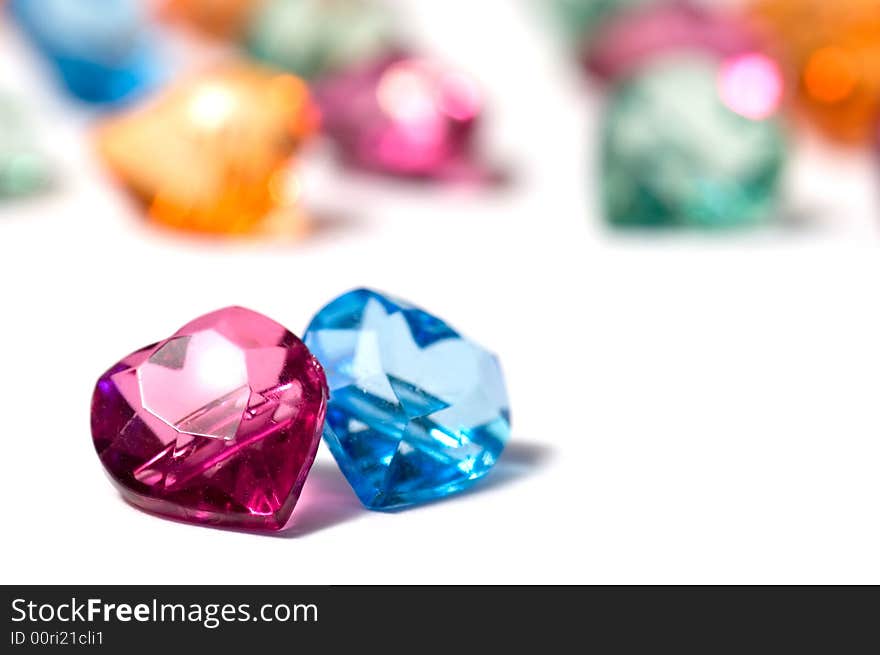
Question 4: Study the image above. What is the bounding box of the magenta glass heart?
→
[316,53,491,181]
[90,307,327,531]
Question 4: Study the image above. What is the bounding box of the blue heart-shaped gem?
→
[304,288,511,510]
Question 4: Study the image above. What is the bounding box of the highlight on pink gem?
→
[90,307,328,532]
[316,52,498,182]
[718,53,784,120]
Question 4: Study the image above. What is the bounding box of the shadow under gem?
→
[280,440,552,536]
[455,440,552,498]
[278,461,366,538]
[387,440,554,512]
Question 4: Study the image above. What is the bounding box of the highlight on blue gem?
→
[304,288,511,510]
[8,0,160,105]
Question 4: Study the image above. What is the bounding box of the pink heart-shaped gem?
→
[91,307,327,531]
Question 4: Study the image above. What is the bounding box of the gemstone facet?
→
[91,307,327,531]
[602,55,785,228]
[246,0,397,80]
[303,289,511,510]
[8,0,159,104]
[97,64,318,233]
[316,54,491,181]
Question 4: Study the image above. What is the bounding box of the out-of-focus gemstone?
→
[160,0,263,39]
[7,0,158,104]
[602,55,785,228]
[304,288,511,510]
[246,0,397,80]
[749,0,880,144]
[91,307,328,531]
[584,2,760,81]
[316,54,491,181]
[0,94,50,198]
[550,0,651,45]
[97,64,318,233]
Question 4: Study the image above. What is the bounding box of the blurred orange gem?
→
[159,0,262,39]
[749,0,880,143]
[97,64,318,234]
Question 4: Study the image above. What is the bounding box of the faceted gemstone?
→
[8,0,158,104]
[550,0,651,45]
[97,64,318,233]
[91,307,327,531]
[583,2,760,82]
[602,55,785,228]
[749,0,880,143]
[316,54,491,181]
[161,0,264,39]
[303,289,511,510]
[0,93,51,198]
[246,0,397,80]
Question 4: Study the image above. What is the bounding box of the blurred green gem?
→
[601,56,785,229]
[246,0,397,80]
[550,0,649,44]
[0,95,51,199]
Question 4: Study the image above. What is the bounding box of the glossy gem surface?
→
[97,64,317,233]
[246,0,396,80]
[304,289,510,510]
[749,0,880,143]
[316,54,489,180]
[8,0,158,104]
[602,55,785,228]
[91,307,327,530]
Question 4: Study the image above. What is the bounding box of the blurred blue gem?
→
[304,288,511,510]
[8,0,159,104]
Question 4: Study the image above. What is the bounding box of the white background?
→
[2,1,880,584]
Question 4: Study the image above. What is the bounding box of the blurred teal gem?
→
[246,0,396,80]
[304,289,511,510]
[601,56,785,229]
[0,95,50,199]
[550,0,650,44]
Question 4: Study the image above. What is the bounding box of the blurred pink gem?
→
[584,1,760,81]
[91,307,327,531]
[316,54,492,181]
[718,53,783,119]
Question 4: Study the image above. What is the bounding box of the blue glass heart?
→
[304,288,511,510]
